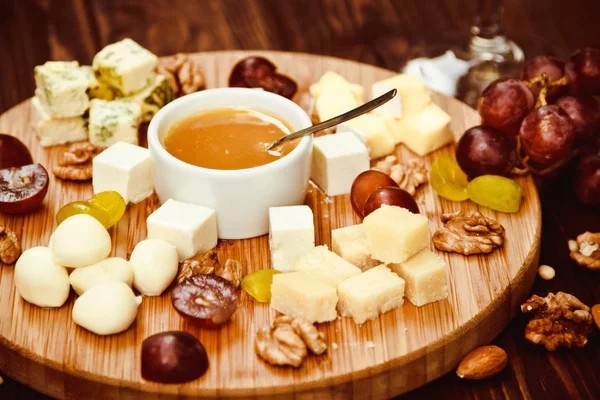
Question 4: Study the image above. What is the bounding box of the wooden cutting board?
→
[0,50,541,399]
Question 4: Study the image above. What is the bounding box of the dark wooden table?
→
[1,0,599,399]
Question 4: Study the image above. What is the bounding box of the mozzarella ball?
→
[15,246,70,307]
[69,257,134,295]
[130,239,178,296]
[72,281,141,335]
[52,214,111,268]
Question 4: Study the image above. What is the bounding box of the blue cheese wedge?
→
[88,99,142,147]
[81,66,116,101]
[127,74,174,122]
[30,96,87,147]
[92,38,158,96]
[34,61,92,118]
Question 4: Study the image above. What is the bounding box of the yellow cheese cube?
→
[331,224,380,271]
[396,103,454,156]
[270,272,338,323]
[314,89,359,121]
[363,205,429,263]
[372,74,431,117]
[294,245,361,286]
[338,265,405,324]
[310,71,364,104]
[382,116,404,145]
[390,248,448,306]
[343,113,395,159]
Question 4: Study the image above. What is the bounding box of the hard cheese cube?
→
[147,199,217,261]
[294,245,361,286]
[127,74,174,122]
[310,71,364,104]
[338,265,405,324]
[389,248,448,306]
[314,89,359,122]
[372,74,431,117]
[383,116,403,145]
[311,131,369,196]
[88,99,142,147]
[331,224,380,271]
[92,141,154,204]
[34,61,92,118]
[30,97,87,147]
[92,38,158,96]
[363,205,429,263]
[269,206,315,271]
[396,103,454,156]
[270,271,338,323]
[343,113,395,159]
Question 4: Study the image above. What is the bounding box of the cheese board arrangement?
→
[4,40,600,399]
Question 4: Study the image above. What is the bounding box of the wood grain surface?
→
[0,1,599,400]
[0,50,541,399]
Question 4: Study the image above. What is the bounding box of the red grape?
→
[519,105,575,166]
[0,163,49,214]
[456,125,516,178]
[521,55,567,100]
[574,154,600,205]
[363,187,419,217]
[0,134,33,169]
[566,47,600,95]
[350,170,398,218]
[479,78,535,137]
[555,95,600,143]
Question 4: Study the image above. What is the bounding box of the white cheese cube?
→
[389,248,448,306]
[294,245,361,286]
[270,271,338,323]
[311,131,369,196]
[92,141,154,204]
[331,224,380,271]
[337,265,405,324]
[268,206,315,271]
[127,74,174,122]
[81,66,116,101]
[88,99,142,147]
[343,113,395,159]
[310,71,364,104]
[30,96,87,147]
[396,103,454,156]
[314,89,359,122]
[34,61,92,118]
[92,38,158,96]
[147,199,217,261]
[372,74,431,117]
[335,124,368,145]
[363,205,429,263]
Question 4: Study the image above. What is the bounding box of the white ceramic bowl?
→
[148,88,313,239]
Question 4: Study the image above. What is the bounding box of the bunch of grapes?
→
[455,48,600,206]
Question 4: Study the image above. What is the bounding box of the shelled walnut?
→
[157,53,206,97]
[432,211,505,255]
[569,232,600,270]
[521,292,593,351]
[255,315,327,367]
[372,156,428,196]
[53,142,104,181]
[0,226,20,264]
[178,250,243,287]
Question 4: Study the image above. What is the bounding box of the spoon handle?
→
[265,88,397,151]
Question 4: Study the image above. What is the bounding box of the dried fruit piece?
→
[521,292,593,351]
[569,231,600,270]
[466,175,523,213]
[52,142,104,181]
[0,163,49,214]
[456,345,508,380]
[430,155,469,201]
[228,56,298,99]
[592,304,600,330]
[0,226,21,264]
[142,331,209,383]
[0,134,33,169]
[88,191,126,228]
[241,269,281,302]
[171,274,240,328]
[56,201,111,229]
[433,211,505,255]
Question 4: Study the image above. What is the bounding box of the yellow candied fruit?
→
[430,155,469,201]
[56,201,110,228]
[88,191,126,228]
[241,269,281,302]
[467,175,523,213]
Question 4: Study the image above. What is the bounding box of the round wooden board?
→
[0,50,541,399]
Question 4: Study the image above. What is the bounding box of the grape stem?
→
[525,72,570,108]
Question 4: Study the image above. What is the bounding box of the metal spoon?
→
[264,88,397,151]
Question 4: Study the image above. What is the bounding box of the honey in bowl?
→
[163,108,297,170]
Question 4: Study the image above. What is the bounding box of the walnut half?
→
[0,227,21,264]
[157,54,206,97]
[432,211,505,255]
[521,292,593,351]
[53,142,104,181]
[178,250,243,287]
[372,156,428,196]
[569,232,600,270]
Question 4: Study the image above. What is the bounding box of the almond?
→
[592,304,600,330]
[456,345,508,380]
